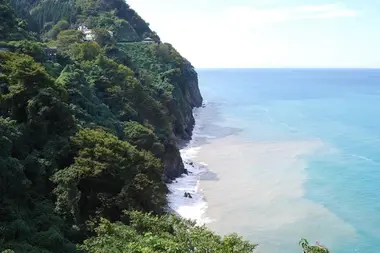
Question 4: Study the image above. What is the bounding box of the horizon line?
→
[195,67,380,70]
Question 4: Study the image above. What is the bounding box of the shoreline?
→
[165,100,243,224]
[191,134,357,252]
[166,104,212,224]
[167,105,357,252]
[166,99,357,252]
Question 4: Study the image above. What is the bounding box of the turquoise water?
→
[197,69,380,252]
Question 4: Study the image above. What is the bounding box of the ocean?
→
[167,69,380,253]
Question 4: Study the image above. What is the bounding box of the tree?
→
[123,121,164,156]
[0,117,27,200]
[80,211,257,253]
[7,40,44,61]
[54,65,122,133]
[70,41,101,61]
[92,11,139,42]
[56,29,84,55]
[26,87,75,147]
[0,52,55,122]
[93,28,114,47]
[0,0,27,40]
[76,0,97,14]
[47,20,70,40]
[27,0,77,31]
[299,239,330,253]
[52,129,167,226]
[0,117,75,253]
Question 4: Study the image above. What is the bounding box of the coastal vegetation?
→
[0,0,329,252]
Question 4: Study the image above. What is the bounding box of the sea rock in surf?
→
[163,175,173,184]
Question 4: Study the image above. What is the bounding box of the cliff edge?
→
[0,0,202,251]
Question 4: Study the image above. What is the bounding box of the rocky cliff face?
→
[118,43,203,179]
[162,63,203,180]
[163,143,185,180]
[165,60,203,179]
[11,0,203,181]
[172,64,203,140]
[164,65,202,179]
[5,0,203,184]
[0,1,204,251]
[184,60,203,108]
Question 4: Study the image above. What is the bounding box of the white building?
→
[78,25,95,41]
[142,37,155,43]
[78,25,113,42]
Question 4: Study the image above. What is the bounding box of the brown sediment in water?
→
[194,135,356,252]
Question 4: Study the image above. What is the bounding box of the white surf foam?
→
[166,106,212,224]
[351,154,377,163]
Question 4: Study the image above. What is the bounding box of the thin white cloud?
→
[310,9,357,19]
[226,3,358,27]
[295,4,358,19]
[125,1,366,68]
[295,4,339,13]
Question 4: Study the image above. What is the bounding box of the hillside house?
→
[78,25,95,41]
[78,25,113,41]
[142,37,155,43]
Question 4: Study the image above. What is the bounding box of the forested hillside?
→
[0,0,328,252]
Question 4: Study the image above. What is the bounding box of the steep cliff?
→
[8,0,203,179]
[117,42,203,178]
[0,0,202,251]
[0,1,327,252]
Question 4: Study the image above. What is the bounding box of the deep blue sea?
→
[195,69,380,252]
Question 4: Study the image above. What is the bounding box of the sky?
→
[127,0,379,68]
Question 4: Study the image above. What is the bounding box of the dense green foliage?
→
[119,42,203,140]
[0,0,30,40]
[81,211,257,253]
[0,0,329,252]
[52,128,167,225]
[123,121,165,156]
[300,239,330,253]
[10,0,158,42]
[47,20,70,40]
[1,0,207,252]
[56,29,85,56]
